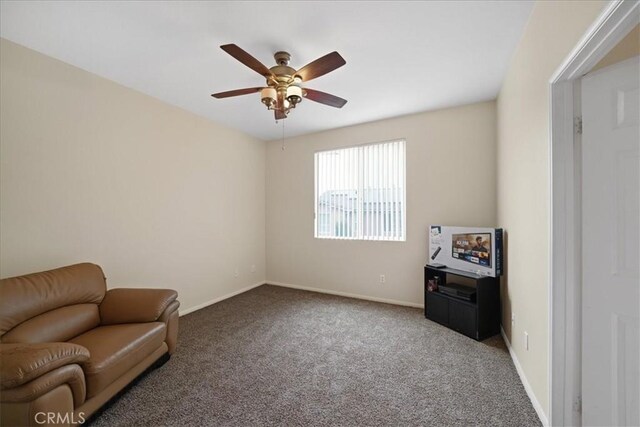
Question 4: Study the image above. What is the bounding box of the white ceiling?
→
[0,1,533,141]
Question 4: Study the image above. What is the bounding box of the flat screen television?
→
[451,233,492,267]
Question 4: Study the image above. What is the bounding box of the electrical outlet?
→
[511,313,515,327]
[524,331,529,350]
[250,265,256,273]
[234,268,239,277]
[379,274,386,284]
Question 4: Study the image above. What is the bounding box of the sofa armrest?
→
[158,299,180,355]
[158,299,180,323]
[99,288,178,325]
[1,364,86,407]
[1,343,90,390]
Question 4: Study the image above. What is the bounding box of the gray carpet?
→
[90,285,540,426]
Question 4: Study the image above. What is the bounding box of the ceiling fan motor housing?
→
[266,52,302,110]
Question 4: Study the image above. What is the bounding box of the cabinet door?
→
[449,302,477,339]
[426,292,449,326]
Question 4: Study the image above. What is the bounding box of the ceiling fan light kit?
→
[212,44,347,121]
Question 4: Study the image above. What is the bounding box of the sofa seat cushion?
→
[69,323,166,398]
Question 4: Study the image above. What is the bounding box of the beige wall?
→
[593,24,639,72]
[0,39,266,313]
[266,101,497,305]
[496,0,605,417]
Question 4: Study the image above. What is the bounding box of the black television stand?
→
[424,265,500,341]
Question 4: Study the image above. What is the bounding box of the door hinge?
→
[574,116,583,135]
[573,395,582,413]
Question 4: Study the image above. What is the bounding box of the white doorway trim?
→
[549,1,639,426]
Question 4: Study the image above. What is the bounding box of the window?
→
[314,139,406,241]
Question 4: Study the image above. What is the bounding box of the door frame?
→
[549,1,639,425]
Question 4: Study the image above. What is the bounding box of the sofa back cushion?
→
[1,304,101,343]
[0,263,106,342]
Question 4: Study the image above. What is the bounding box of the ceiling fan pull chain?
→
[281,118,286,151]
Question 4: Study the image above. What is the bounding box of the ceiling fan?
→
[212,44,347,120]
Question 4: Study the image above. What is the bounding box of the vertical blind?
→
[314,139,406,241]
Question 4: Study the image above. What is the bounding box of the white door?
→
[582,56,640,427]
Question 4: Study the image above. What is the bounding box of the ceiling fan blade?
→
[275,109,286,120]
[211,87,264,99]
[303,88,348,108]
[220,44,273,77]
[295,52,346,82]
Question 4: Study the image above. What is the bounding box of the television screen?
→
[451,233,492,267]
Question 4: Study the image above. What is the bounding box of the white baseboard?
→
[501,326,549,427]
[267,280,424,309]
[179,281,266,316]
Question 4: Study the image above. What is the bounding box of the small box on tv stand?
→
[428,263,446,269]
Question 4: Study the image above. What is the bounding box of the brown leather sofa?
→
[0,263,179,426]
